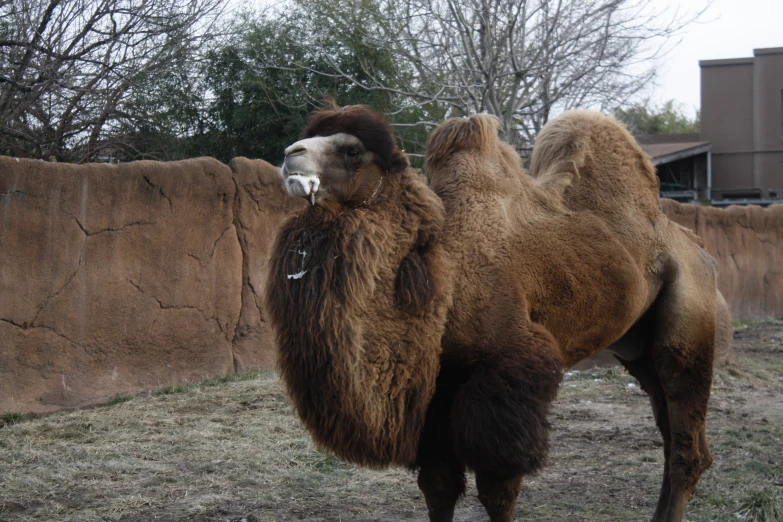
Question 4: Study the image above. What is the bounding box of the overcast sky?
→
[653,0,783,117]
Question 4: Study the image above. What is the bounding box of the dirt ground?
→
[1,322,781,522]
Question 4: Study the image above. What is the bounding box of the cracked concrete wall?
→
[228,157,304,371]
[1,156,243,413]
[662,199,783,322]
[5,154,775,413]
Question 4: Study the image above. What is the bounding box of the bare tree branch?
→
[274,0,709,151]
[0,0,228,161]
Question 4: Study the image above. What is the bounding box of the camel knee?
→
[476,472,523,522]
[417,462,465,522]
[669,437,712,492]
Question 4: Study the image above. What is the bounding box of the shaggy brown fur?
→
[265,104,452,467]
[425,110,717,522]
[267,105,717,522]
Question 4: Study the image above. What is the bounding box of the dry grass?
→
[1,323,781,521]
[0,371,422,522]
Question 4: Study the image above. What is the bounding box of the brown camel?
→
[265,103,717,522]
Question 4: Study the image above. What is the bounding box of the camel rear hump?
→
[530,110,661,218]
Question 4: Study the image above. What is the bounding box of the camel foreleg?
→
[475,471,524,522]
[416,362,468,522]
[417,458,466,522]
[449,324,563,521]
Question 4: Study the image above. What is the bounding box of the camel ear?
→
[388,150,410,174]
[395,246,436,313]
[321,96,340,111]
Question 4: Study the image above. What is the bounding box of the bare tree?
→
[0,0,226,162]
[275,0,707,150]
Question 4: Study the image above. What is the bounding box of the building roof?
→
[636,139,712,166]
[699,57,755,67]
[753,46,783,56]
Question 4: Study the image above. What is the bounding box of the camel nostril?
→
[285,144,306,157]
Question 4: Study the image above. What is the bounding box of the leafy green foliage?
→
[613,100,700,135]
[2,1,704,164]
[117,6,442,166]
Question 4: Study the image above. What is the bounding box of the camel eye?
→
[346,148,359,158]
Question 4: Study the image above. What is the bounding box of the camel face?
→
[282,133,378,206]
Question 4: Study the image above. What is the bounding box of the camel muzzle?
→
[284,174,320,203]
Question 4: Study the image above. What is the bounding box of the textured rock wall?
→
[228,158,304,371]
[0,157,243,413]
[2,155,779,412]
[661,200,783,322]
[0,156,303,414]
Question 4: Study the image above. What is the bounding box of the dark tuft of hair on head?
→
[302,99,408,173]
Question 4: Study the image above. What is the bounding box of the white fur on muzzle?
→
[285,174,320,202]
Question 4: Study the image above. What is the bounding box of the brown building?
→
[700,46,783,200]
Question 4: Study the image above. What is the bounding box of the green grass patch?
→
[152,384,188,396]
[0,412,30,428]
[153,370,271,398]
[105,394,135,406]
[195,370,267,388]
[700,492,730,508]
[104,370,273,403]
[732,318,783,328]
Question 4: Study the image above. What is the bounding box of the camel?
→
[265,102,717,522]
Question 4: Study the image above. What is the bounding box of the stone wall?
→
[661,199,783,322]
[229,157,305,371]
[0,156,299,414]
[1,156,780,413]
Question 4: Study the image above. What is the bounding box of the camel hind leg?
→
[646,259,716,522]
[619,344,673,522]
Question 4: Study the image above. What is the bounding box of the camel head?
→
[281,101,409,208]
